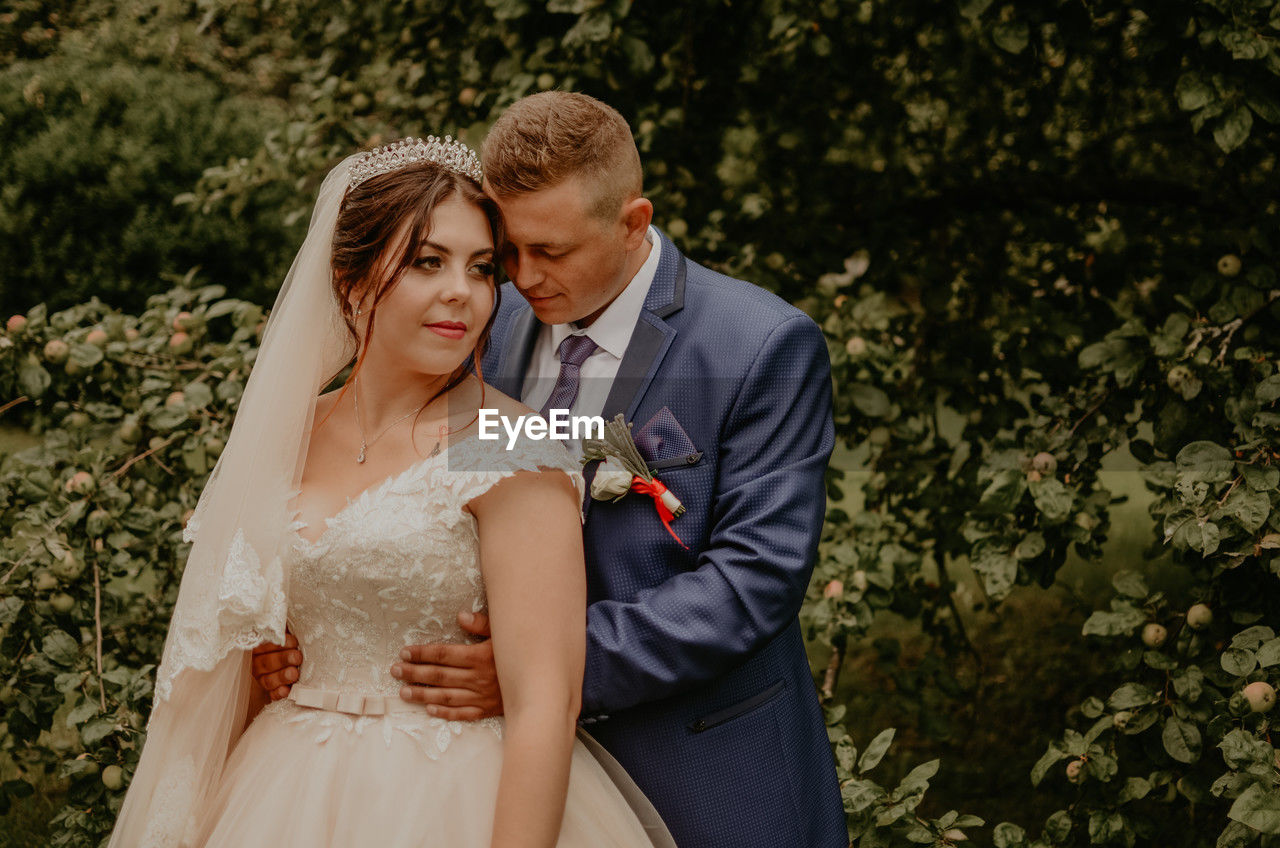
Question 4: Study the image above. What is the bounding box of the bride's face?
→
[357,194,497,378]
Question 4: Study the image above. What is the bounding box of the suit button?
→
[691,719,707,732]
[686,454,698,464]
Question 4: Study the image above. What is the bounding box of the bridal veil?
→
[108,157,357,847]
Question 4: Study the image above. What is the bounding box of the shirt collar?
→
[548,226,661,359]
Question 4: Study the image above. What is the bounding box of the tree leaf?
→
[1221,647,1257,677]
[849,383,891,418]
[1222,487,1270,533]
[1088,811,1125,843]
[1217,820,1258,848]
[1229,783,1280,834]
[1230,626,1275,651]
[1083,607,1145,637]
[991,22,1029,54]
[1112,570,1149,599]
[80,718,115,746]
[972,549,1017,600]
[1219,728,1273,770]
[1176,73,1216,111]
[1030,477,1073,522]
[1176,441,1234,481]
[0,597,22,629]
[17,354,52,398]
[1162,716,1202,763]
[68,343,103,368]
[183,381,214,409]
[898,758,940,793]
[1173,666,1204,701]
[1241,464,1279,492]
[1248,94,1280,124]
[1079,338,1128,370]
[1107,683,1158,710]
[1014,531,1045,560]
[981,469,1027,513]
[562,10,613,45]
[65,699,98,728]
[1118,777,1152,803]
[1044,811,1072,842]
[1086,751,1119,781]
[959,0,995,22]
[841,778,884,814]
[1257,375,1280,405]
[859,728,895,773]
[41,630,80,667]
[992,822,1028,848]
[1214,107,1254,153]
[1031,746,1067,786]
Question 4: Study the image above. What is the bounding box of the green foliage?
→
[2,0,1279,845]
[827,722,985,846]
[0,289,259,845]
[0,2,296,314]
[800,0,1280,840]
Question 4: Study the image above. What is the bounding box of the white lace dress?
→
[192,435,669,847]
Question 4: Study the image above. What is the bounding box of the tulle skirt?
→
[192,699,671,847]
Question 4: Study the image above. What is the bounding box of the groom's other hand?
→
[251,632,302,701]
[393,610,503,720]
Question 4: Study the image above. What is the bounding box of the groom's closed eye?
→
[513,242,573,260]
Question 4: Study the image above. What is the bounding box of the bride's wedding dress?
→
[191,433,668,847]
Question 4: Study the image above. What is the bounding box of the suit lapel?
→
[599,233,687,421]
[586,232,687,517]
[491,303,539,399]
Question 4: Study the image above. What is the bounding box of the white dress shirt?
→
[521,227,661,418]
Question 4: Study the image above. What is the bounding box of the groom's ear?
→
[620,196,653,250]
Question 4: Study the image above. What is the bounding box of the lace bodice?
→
[258,434,584,755]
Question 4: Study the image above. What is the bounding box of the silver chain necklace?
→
[352,377,441,464]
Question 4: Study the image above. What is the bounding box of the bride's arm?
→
[470,468,585,848]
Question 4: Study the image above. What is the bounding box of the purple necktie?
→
[540,334,598,417]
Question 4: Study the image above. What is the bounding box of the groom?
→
[255,92,846,847]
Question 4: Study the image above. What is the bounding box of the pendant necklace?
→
[352,377,442,463]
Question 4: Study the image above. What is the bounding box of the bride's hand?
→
[392,611,504,720]
[251,631,302,700]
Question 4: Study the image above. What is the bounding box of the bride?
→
[108,137,673,847]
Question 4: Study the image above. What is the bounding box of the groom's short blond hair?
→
[482,91,642,221]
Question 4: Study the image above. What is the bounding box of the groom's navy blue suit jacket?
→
[482,231,846,848]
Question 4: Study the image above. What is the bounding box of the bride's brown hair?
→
[326,160,503,438]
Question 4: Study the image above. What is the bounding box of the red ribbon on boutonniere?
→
[582,414,688,549]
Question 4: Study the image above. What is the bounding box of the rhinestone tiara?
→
[346,135,483,190]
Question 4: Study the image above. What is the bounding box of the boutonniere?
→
[582,414,687,549]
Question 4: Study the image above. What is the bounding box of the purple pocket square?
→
[634,407,699,466]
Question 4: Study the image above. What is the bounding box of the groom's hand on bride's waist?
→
[392,610,504,721]
[251,632,302,701]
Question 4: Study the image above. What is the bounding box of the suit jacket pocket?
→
[635,406,700,471]
[648,450,703,472]
[688,680,785,733]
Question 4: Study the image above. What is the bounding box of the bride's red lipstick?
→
[426,320,467,340]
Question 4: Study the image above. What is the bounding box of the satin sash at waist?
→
[288,685,426,716]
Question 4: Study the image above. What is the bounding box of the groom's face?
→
[487,176,631,326]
